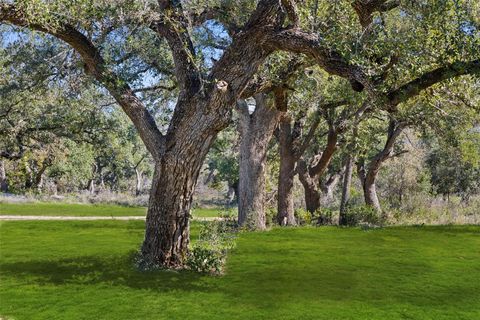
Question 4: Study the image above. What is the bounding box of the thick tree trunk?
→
[277,119,296,225]
[0,160,7,193]
[141,131,218,267]
[237,95,282,229]
[339,155,354,225]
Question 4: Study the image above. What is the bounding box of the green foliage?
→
[343,205,381,226]
[187,216,237,274]
[265,207,277,227]
[294,208,312,226]
[186,245,225,274]
[295,208,337,226]
[312,207,336,226]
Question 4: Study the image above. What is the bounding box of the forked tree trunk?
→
[277,118,297,225]
[237,95,282,229]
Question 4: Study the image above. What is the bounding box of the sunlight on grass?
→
[1,222,479,319]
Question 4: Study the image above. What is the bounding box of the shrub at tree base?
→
[187,214,238,274]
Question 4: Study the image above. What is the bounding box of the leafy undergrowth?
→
[0,221,479,320]
[0,202,223,218]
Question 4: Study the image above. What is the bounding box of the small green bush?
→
[186,216,237,274]
[186,245,225,274]
[343,205,380,226]
[295,208,312,226]
[312,208,336,226]
[265,207,277,227]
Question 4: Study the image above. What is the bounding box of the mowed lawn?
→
[0,221,479,320]
[0,202,222,218]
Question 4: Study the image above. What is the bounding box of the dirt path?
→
[0,215,221,221]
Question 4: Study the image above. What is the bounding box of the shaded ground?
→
[1,221,479,320]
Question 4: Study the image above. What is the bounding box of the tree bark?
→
[141,124,219,267]
[237,95,282,229]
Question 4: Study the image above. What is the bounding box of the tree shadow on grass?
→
[0,252,218,293]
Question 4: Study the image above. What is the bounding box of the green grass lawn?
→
[0,202,223,218]
[1,222,479,320]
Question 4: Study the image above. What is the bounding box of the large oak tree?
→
[1,0,479,268]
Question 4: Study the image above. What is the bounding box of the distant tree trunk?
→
[296,128,339,214]
[360,120,407,213]
[98,169,106,193]
[363,174,382,212]
[24,161,33,190]
[277,117,296,225]
[87,163,98,194]
[204,167,215,184]
[87,179,95,194]
[237,95,283,229]
[135,168,143,196]
[226,180,238,204]
[33,166,46,193]
[297,159,321,213]
[339,154,354,225]
[0,160,8,193]
[133,156,146,196]
[339,123,360,224]
[320,169,342,205]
